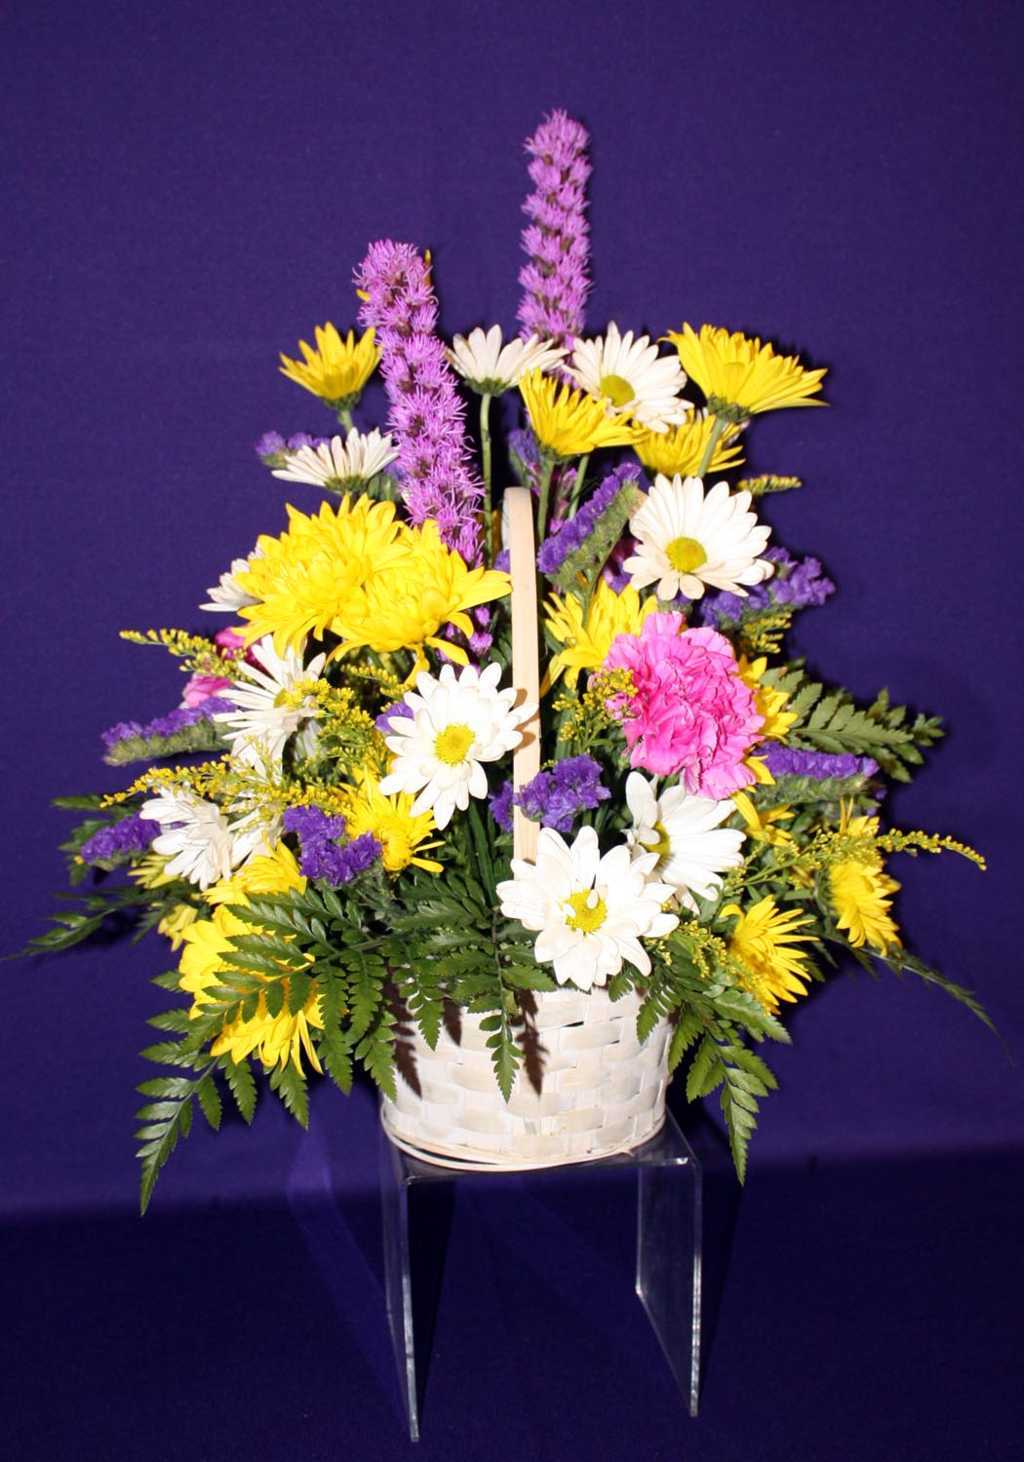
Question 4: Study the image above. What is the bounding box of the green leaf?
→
[685,1036,724,1101]
[271,1062,309,1128]
[667,1011,703,1074]
[221,1057,257,1124]
[196,1073,222,1131]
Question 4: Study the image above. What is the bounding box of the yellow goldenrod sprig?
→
[737,475,803,497]
[120,628,237,676]
[553,667,635,746]
[877,829,986,871]
[739,609,794,657]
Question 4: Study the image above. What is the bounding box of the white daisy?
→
[569,322,691,432]
[214,635,326,770]
[447,325,567,394]
[378,662,535,830]
[140,788,238,890]
[270,428,398,489]
[624,474,774,601]
[496,825,678,991]
[625,771,745,911]
[200,556,259,613]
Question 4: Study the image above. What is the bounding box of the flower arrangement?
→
[32,110,989,1210]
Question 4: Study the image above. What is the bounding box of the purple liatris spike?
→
[517,110,592,352]
[355,240,483,561]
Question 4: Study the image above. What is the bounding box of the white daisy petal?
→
[447,326,567,393]
[569,322,691,432]
[626,473,774,602]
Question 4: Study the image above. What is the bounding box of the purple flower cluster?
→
[700,548,835,627]
[254,431,319,464]
[537,463,647,576]
[375,700,412,736]
[283,805,381,885]
[101,695,231,755]
[80,813,158,865]
[517,111,591,351]
[491,755,609,835]
[355,240,483,561]
[508,427,541,490]
[760,745,878,780]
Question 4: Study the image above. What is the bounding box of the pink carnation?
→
[180,673,234,709]
[604,613,763,797]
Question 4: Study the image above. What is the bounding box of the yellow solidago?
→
[336,773,443,874]
[278,323,380,406]
[829,805,901,954]
[238,498,509,664]
[722,895,816,1014]
[634,413,745,478]
[732,790,796,849]
[665,324,827,417]
[519,368,640,458]
[545,581,657,689]
[739,656,798,742]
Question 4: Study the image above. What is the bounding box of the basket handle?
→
[504,486,541,863]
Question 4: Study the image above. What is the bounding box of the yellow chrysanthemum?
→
[830,806,901,953]
[722,895,816,1014]
[665,324,827,416]
[178,903,322,1075]
[633,414,745,478]
[519,368,640,458]
[203,842,306,906]
[336,774,443,874]
[545,581,657,688]
[238,498,509,663]
[732,791,796,849]
[157,903,200,950]
[278,323,380,405]
[738,656,798,742]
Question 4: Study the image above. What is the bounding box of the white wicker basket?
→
[379,489,670,1170]
[381,987,671,1169]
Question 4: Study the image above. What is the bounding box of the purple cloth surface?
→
[2,0,1022,1455]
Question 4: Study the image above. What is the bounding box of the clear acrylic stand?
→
[379,1111,702,1442]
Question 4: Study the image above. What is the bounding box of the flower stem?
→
[696,414,726,478]
[479,393,493,500]
[572,453,590,506]
[536,456,556,540]
[338,406,355,433]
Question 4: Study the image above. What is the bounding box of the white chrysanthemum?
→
[447,325,567,393]
[625,771,745,912]
[569,322,691,432]
[214,636,326,770]
[624,474,774,601]
[496,825,678,991]
[379,662,534,830]
[140,788,238,890]
[270,428,398,489]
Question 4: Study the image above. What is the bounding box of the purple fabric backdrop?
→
[2,1,1022,1457]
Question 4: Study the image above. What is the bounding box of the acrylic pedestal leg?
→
[379,1111,702,1443]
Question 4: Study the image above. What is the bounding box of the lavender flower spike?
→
[355,241,483,562]
[517,110,592,352]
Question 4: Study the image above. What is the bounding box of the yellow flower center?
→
[599,372,635,408]
[665,535,708,573]
[564,889,608,934]
[434,722,475,766]
[640,820,672,865]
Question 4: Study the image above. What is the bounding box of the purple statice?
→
[101,695,231,756]
[80,813,158,865]
[255,430,286,462]
[283,805,381,885]
[517,111,592,352]
[508,427,542,491]
[375,700,412,736]
[537,463,647,576]
[699,547,836,627]
[490,781,515,833]
[760,746,878,780]
[491,756,609,836]
[355,240,483,561]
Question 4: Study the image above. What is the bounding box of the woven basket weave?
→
[380,987,671,1169]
